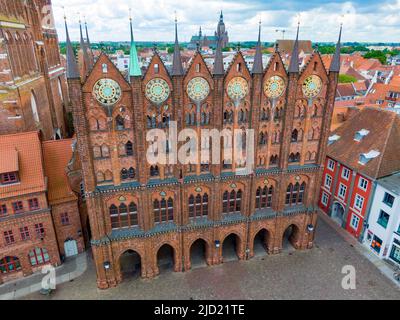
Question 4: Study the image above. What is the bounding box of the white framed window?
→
[327,159,335,171]
[342,167,350,180]
[324,175,333,189]
[321,192,329,206]
[354,194,364,211]
[338,183,347,199]
[358,177,368,191]
[350,213,360,231]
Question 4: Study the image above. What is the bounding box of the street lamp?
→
[307,224,315,233]
[215,240,221,248]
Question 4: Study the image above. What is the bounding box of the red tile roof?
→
[0,148,18,174]
[0,131,46,198]
[328,108,400,179]
[42,139,77,205]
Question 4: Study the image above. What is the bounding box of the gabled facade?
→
[66,19,341,289]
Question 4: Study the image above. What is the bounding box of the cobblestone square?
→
[22,215,400,300]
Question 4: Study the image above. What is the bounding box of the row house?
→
[319,108,400,240]
[363,172,400,265]
[0,132,85,284]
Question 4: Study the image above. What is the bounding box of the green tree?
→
[339,74,357,83]
[364,50,387,64]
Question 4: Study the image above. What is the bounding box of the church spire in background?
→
[64,15,79,79]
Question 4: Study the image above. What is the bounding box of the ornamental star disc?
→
[302,75,323,99]
[187,77,210,103]
[227,77,249,101]
[93,78,122,106]
[264,76,286,99]
[145,78,170,105]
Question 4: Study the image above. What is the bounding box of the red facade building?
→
[64,15,343,289]
[319,108,400,239]
[0,132,84,284]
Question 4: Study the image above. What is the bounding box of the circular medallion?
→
[302,75,323,99]
[263,179,269,185]
[145,78,170,104]
[187,77,210,102]
[230,183,237,189]
[195,187,203,193]
[264,76,286,99]
[93,78,122,106]
[160,191,167,197]
[227,77,249,101]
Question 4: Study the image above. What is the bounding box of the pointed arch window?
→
[109,202,138,229]
[188,193,209,219]
[255,186,274,210]
[291,129,298,142]
[154,197,174,224]
[125,141,133,156]
[223,189,242,214]
[115,115,125,130]
[289,153,301,163]
[30,91,39,123]
[285,182,306,206]
[150,165,159,177]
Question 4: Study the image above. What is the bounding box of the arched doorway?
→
[253,229,270,257]
[282,224,300,251]
[119,250,141,280]
[332,202,345,225]
[222,234,240,262]
[190,239,208,269]
[157,244,175,274]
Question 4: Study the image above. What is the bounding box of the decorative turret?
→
[129,14,142,77]
[330,24,342,73]
[288,22,300,73]
[252,20,263,74]
[171,16,184,76]
[64,16,79,79]
[213,36,224,75]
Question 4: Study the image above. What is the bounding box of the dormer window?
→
[328,134,341,145]
[354,129,369,142]
[358,150,380,165]
[0,172,19,185]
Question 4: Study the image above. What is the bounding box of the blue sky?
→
[52,0,400,43]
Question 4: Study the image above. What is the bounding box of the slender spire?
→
[213,36,224,75]
[330,24,343,73]
[288,21,300,73]
[84,17,91,48]
[79,17,90,73]
[252,20,263,74]
[129,11,142,77]
[64,15,79,79]
[171,14,184,76]
[220,10,223,21]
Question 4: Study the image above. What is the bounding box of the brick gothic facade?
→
[0,0,67,140]
[67,38,339,288]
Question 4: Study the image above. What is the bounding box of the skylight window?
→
[328,134,341,145]
[354,129,370,142]
[358,150,380,165]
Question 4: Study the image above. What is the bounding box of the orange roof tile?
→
[0,148,18,174]
[0,131,46,198]
[42,139,77,205]
[328,108,400,179]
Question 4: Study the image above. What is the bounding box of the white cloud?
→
[52,0,400,43]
